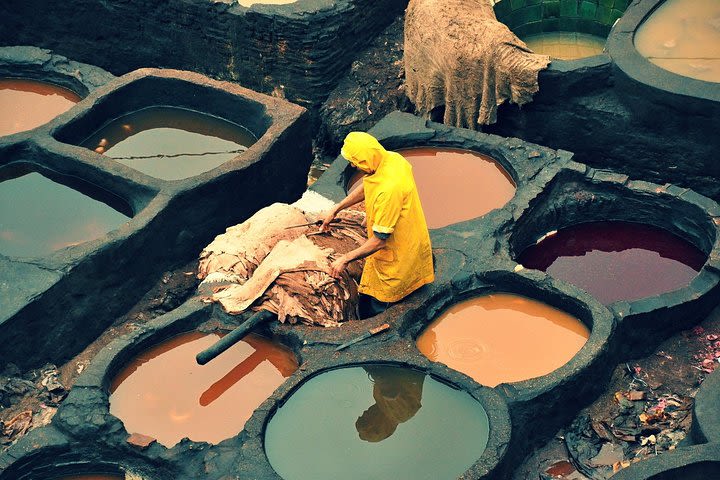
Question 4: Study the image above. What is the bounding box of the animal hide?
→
[404,0,551,128]
[201,203,367,327]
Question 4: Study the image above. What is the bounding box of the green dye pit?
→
[264,365,490,480]
[0,166,131,257]
[81,106,257,180]
[522,32,606,60]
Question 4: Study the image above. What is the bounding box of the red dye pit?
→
[517,221,706,305]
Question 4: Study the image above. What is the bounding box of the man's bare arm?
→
[320,183,365,232]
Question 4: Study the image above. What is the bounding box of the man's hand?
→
[321,182,366,233]
[319,209,338,232]
[330,255,349,278]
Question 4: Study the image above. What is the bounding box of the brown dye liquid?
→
[346,170,365,194]
[523,32,606,60]
[0,78,80,136]
[635,0,720,83]
[416,293,589,387]
[347,148,516,229]
[109,332,297,447]
[55,475,124,480]
[81,106,256,180]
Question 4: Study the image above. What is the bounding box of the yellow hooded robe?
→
[341,132,434,303]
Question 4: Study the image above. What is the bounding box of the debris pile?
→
[691,326,720,374]
[199,203,367,327]
[0,363,64,450]
[565,367,695,479]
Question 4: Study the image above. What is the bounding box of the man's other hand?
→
[330,256,349,278]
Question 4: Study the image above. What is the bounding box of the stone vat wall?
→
[493,0,629,38]
[485,0,720,202]
[0,0,407,107]
[0,66,312,370]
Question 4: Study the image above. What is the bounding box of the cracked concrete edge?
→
[0,45,116,98]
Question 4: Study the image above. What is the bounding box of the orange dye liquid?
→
[347,148,515,229]
[0,78,80,136]
[416,293,589,387]
[109,332,297,447]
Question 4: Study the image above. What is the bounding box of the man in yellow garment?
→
[320,131,434,317]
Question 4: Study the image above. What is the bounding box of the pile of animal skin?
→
[198,201,366,327]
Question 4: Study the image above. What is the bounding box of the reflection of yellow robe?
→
[356,366,425,442]
[341,132,434,303]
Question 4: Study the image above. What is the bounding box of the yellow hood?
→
[341,132,387,173]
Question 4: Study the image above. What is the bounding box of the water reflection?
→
[109,332,297,447]
[355,366,424,442]
[264,365,489,480]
